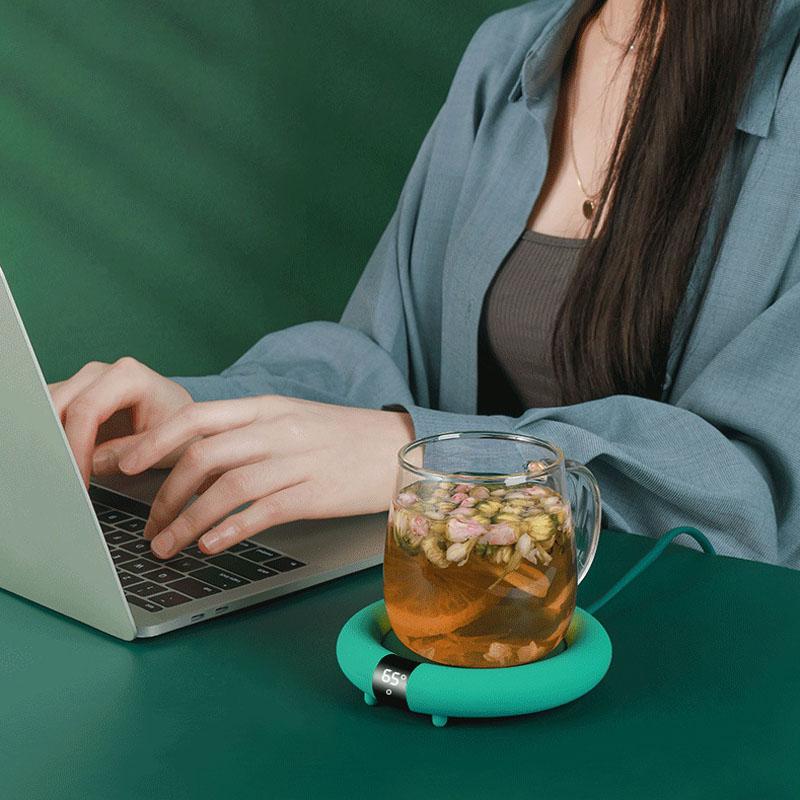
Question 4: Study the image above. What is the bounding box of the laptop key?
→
[118,571,144,588]
[116,517,147,533]
[170,556,206,573]
[165,576,221,598]
[183,545,205,559]
[128,581,163,598]
[104,530,136,546]
[240,547,282,563]
[100,522,114,533]
[149,590,192,608]
[119,539,153,556]
[125,558,161,575]
[266,556,305,572]
[97,509,132,524]
[126,594,162,613]
[92,501,111,514]
[207,554,278,581]
[142,566,183,584]
[227,540,256,553]
[191,567,249,591]
[110,549,138,566]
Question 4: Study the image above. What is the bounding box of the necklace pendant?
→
[582,199,595,219]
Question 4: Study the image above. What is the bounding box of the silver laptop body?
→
[0,266,386,639]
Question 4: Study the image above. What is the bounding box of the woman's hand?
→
[48,357,193,485]
[115,396,416,559]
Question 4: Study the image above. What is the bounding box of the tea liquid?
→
[384,516,577,668]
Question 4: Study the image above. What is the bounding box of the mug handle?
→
[564,459,602,583]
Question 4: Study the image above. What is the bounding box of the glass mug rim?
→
[397,430,565,483]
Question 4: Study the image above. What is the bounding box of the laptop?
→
[0,266,386,639]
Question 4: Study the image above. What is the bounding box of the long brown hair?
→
[551,0,777,404]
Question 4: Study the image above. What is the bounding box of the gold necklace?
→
[567,69,603,220]
[598,9,636,53]
[568,11,636,220]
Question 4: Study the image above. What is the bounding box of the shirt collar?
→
[507,0,800,138]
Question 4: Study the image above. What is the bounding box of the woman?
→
[50,0,800,567]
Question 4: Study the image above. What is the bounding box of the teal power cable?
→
[585,525,716,615]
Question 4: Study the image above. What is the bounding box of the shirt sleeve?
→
[384,278,800,566]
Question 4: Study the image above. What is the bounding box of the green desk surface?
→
[1,529,798,800]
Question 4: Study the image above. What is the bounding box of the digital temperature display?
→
[370,654,420,710]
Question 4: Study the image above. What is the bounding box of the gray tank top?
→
[477,227,587,415]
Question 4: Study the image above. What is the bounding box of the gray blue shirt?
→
[173,0,800,568]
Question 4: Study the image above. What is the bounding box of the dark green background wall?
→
[0,1,516,383]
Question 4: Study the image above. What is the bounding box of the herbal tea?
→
[384,478,577,668]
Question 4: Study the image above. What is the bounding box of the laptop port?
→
[191,614,204,622]
[214,606,228,614]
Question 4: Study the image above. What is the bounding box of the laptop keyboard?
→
[90,486,306,614]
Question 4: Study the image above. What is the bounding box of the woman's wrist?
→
[387,409,416,445]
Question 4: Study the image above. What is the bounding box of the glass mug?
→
[383,431,601,668]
